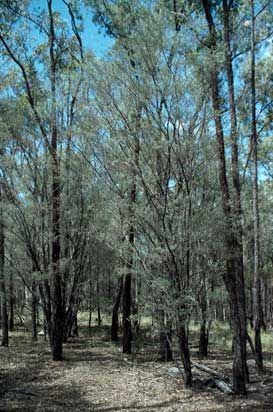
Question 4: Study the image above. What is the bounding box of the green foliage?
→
[0,0,272,365]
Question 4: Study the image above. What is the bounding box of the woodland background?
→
[0,0,273,403]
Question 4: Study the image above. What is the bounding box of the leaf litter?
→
[0,330,273,412]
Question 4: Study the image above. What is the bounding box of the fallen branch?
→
[191,362,234,394]
[213,379,234,395]
[191,361,228,382]
[10,388,37,396]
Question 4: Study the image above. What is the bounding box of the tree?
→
[201,0,249,394]
[0,183,8,347]
[0,0,86,360]
[251,0,266,372]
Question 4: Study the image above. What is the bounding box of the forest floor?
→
[1,326,273,412]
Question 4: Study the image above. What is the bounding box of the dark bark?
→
[64,298,80,340]
[0,188,8,347]
[159,330,173,362]
[48,0,63,361]
[199,275,209,357]
[178,322,192,387]
[88,279,92,330]
[31,281,38,341]
[72,313,78,337]
[123,272,132,353]
[97,278,101,326]
[38,280,52,342]
[249,287,254,329]
[199,320,209,357]
[111,278,123,341]
[9,274,14,331]
[123,126,139,353]
[202,0,248,394]
[63,308,72,342]
[251,0,264,372]
[132,277,140,334]
[159,313,173,362]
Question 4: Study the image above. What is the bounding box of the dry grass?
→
[0,327,273,412]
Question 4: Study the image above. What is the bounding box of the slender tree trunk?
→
[9,273,14,331]
[249,286,254,329]
[132,276,140,333]
[39,280,52,343]
[51,131,63,360]
[97,278,101,326]
[199,276,209,357]
[178,321,192,386]
[72,312,78,337]
[32,281,38,341]
[199,319,208,357]
[123,119,140,353]
[122,198,135,353]
[251,0,264,372]
[111,278,123,341]
[88,279,92,330]
[202,0,248,394]
[159,331,173,362]
[0,187,8,347]
[123,271,132,353]
[159,312,173,362]
[48,0,63,361]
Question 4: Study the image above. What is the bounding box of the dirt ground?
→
[1,329,273,412]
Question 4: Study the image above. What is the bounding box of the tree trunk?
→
[199,320,209,357]
[31,281,38,341]
[159,312,173,362]
[249,287,254,329]
[111,278,123,341]
[132,276,140,333]
[51,143,63,361]
[123,141,139,353]
[199,275,209,357]
[178,322,192,387]
[159,330,173,362]
[0,187,8,347]
[72,312,78,337]
[251,0,264,372]
[97,278,101,326]
[123,272,132,353]
[202,0,248,394]
[49,0,63,361]
[88,279,92,330]
[9,274,14,331]
[38,280,52,343]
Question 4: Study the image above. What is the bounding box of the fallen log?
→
[213,379,234,395]
[191,362,234,395]
[191,361,228,382]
